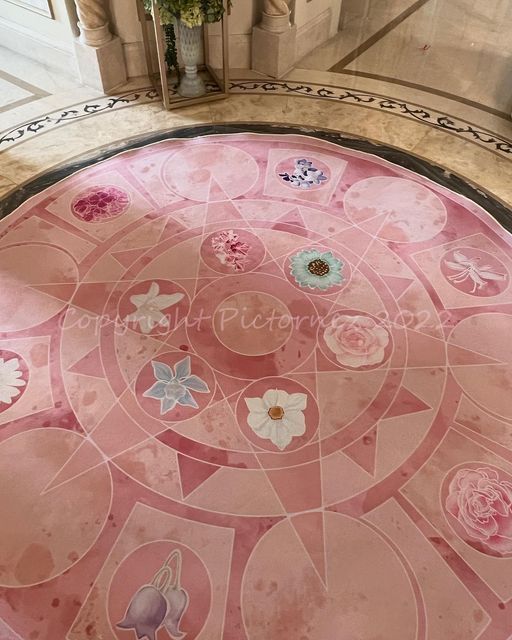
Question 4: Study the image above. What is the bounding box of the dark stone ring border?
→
[1,123,511,233]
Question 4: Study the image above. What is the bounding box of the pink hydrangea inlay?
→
[71,185,130,222]
[211,230,251,272]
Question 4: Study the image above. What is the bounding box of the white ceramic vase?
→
[177,20,206,98]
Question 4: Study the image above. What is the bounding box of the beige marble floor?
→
[298,0,420,71]
[0,2,511,219]
[0,0,511,156]
[0,76,33,110]
[344,0,512,115]
[1,94,511,210]
[0,46,105,128]
[300,0,512,118]
[0,45,80,95]
[2,0,512,131]
[282,68,512,145]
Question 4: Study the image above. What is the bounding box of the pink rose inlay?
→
[323,314,390,368]
[445,467,512,555]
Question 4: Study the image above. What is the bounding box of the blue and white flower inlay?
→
[290,249,344,291]
[143,356,210,414]
[279,158,328,189]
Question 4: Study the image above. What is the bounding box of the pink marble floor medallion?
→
[1,132,512,639]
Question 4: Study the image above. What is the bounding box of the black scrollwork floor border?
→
[230,81,512,157]
[0,88,160,149]
[0,81,511,159]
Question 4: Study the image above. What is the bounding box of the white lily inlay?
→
[245,389,307,451]
[124,282,184,334]
[0,357,26,405]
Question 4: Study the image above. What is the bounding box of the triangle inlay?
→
[68,346,104,378]
[381,274,414,300]
[343,427,378,475]
[178,453,220,499]
[291,512,327,587]
[383,386,431,419]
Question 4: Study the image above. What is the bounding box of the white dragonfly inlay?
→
[444,251,507,294]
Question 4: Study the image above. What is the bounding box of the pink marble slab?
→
[1,132,511,640]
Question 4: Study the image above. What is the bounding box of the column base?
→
[260,11,291,33]
[74,35,127,92]
[251,23,297,79]
[78,21,111,46]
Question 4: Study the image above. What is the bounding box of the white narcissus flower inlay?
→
[244,389,307,451]
[124,282,184,334]
[0,357,26,405]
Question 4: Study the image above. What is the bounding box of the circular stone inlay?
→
[0,428,111,587]
[71,185,130,223]
[213,292,293,356]
[4,130,512,639]
[344,176,447,243]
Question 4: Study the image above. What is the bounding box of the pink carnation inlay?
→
[71,185,130,222]
[211,230,251,272]
[445,466,512,555]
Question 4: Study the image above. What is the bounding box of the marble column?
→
[75,0,112,45]
[252,0,297,78]
[73,0,127,91]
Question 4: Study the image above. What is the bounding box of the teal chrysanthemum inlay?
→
[290,249,344,291]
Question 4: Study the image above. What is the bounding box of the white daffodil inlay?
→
[244,389,307,451]
[0,357,26,405]
[124,282,184,334]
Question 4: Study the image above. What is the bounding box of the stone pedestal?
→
[252,14,296,79]
[74,35,127,92]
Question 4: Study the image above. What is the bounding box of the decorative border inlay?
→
[1,124,511,233]
[231,81,512,157]
[0,88,160,149]
[0,81,510,159]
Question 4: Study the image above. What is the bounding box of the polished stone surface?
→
[342,0,512,115]
[0,76,32,110]
[74,35,127,92]
[0,6,511,632]
[1,129,512,640]
[0,93,512,213]
[2,122,511,229]
[298,0,420,71]
[252,22,297,78]
[298,0,512,118]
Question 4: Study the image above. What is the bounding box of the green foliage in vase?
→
[163,22,179,76]
[142,0,229,27]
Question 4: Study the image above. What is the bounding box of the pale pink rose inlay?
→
[323,315,390,368]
